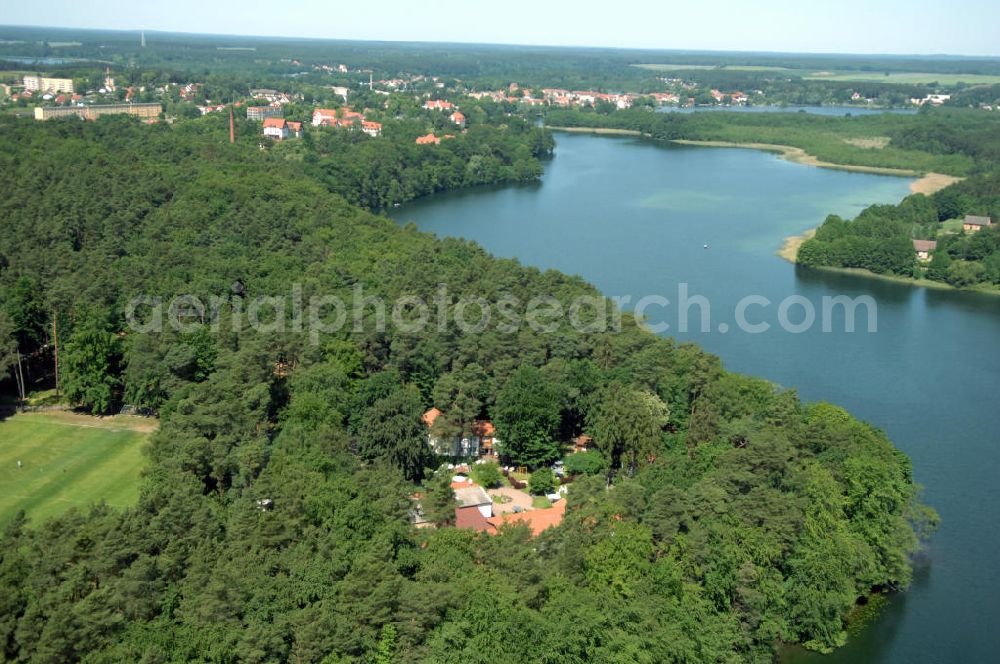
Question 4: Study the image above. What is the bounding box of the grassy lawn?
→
[532,495,552,509]
[940,218,966,233]
[0,411,154,526]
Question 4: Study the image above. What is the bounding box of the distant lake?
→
[0,55,93,65]
[658,105,916,116]
[392,133,1000,663]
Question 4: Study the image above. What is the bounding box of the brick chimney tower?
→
[229,107,235,144]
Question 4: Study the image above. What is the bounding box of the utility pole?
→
[15,349,26,408]
[51,314,60,397]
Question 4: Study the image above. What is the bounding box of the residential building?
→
[486,500,566,536]
[449,111,466,127]
[331,86,350,101]
[312,107,364,127]
[249,89,293,105]
[454,484,493,519]
[471,420,497,456]
[572,434,594,454]
[263,117,294,139]
[416,133,442,145]
[423,99,455,111]
[913,239,937,261]
[361,120,382,137]
[963,215,993,232]
[34,103,160,121]
[422,408,499,456]
[246,105,283,121]
[911,94,951,106]
[455,505,493,531]
[23,75,74,94]
[312,108,339,126]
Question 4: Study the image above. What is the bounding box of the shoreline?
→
[801,264,1000,296]
[776,171,963,266]
[548,126,647,136]
[671,139,929,177]
[778,228,815,262]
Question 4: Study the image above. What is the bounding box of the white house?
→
[262,118,301,140]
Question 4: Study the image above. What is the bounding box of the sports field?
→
[0,411,154,525]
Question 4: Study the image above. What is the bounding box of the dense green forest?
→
[545,106,999,175]
[0,113,936,662]
[289,110,553,210]
[4,26,998,105]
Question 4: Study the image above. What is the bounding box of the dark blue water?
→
[392,133,1000,663]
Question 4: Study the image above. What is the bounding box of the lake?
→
[392,133,1000,662]
[657,105,915,116]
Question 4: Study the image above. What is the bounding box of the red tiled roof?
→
[416,133,441,145]
[455,506,493,532]
[486,500,566,536]
[422,407,442,427]
[262,117,286,129]
[471,420,495,437]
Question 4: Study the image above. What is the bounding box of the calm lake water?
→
[658,105,916,116]
[392,133,1000,662]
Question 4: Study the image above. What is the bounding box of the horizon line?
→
[2,23,1000,60]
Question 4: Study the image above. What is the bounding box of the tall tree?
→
[355,384,432,481]
[492,365,563,467]
[61,313,121,414]
[424,465,457,526]
[589,382,668,479]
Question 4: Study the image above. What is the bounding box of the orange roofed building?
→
[422,408,499,457]
[423,99,455,111]
[416,133,441,145]
[262,117,302,140]
[485,500,566,536]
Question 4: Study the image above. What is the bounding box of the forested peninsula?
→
[0,113,937,662]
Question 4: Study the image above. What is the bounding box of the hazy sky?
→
[6,0,1000,56]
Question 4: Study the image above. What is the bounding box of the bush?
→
[528,467,556,495]
[471,462,503,488]
[563,450,606,476]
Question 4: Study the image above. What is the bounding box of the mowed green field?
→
[634,63,793,72]
[805,71,1000,85]
[0,412,153,525]
[633,64,1000,85]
